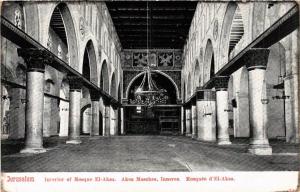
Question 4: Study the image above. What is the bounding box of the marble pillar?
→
[214,76,232,145]
[17,48,52,153]
[104,100,111,136]
[66,76,82,144]
[90,91,100,136]
[191,104,197,138]
[196,89,216,142]
[244,48,272,155]
[185,108,191,136]
[120,107,124,135]
[180,106,185,135]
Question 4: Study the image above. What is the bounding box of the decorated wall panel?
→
[121,49,182,69]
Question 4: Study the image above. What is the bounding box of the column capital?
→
[196,89,216,101]
[67,75,82,91]
[90,90,101,101]
[103,98,111,106]
[213,76,230,90]
[17,48,53,72]
[243,48,270,71]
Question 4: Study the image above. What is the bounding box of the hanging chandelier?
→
[129,2,168,107]
[130,67,168,107]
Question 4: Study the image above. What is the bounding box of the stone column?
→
[196,89,216,142]
[191,104,197,138]
[90,91,100,136]
[185,108,191,136]
[180,106,185,135]
[18,48,52,153]
[111,106,118,136]
[214,76,232,145]
[244,48,272,155]
[120,107,124,135]
[66,76,82,144]
[103,99,111,136]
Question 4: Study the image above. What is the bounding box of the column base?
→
[197,137,216,142]
[248,144,272,155]
[185,133,192,137]
[217,138,232,145]
[20,148,47,154]
[66,139,82,144]
[191,134,197,139]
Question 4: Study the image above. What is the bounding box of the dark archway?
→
[100,60,109,93]
[48,3,78,69]
[110,73,117,99]
[83,40,98,84]
[194,60,201,90]
[125,71,180,135]
[219,2,239,63]
[128,72,177,105]
[80,104,91,135]
[204,39,215,83]
[99,111,103,135]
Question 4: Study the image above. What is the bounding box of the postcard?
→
[1,0,299,191]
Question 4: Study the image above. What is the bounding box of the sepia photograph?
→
[1,0,299,191]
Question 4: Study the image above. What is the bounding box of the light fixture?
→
[261,80,269,105]
[21,98,27,104]
[129,2,168,108]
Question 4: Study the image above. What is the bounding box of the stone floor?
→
[1,135,299,172]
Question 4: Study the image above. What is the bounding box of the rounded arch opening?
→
[127,71,178,105]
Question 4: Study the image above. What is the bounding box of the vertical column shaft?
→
[180,106,185,135]
[245,48,272,155]
[120,108,124,135]
[214,76,231,145]
[18,49,52,153]
[191,104,197,138]
[104,104,111,136]
[216,90,231,145]
[185,108,191,136]
[22,70,46,152]
[196,89,216,142]
[90,91,100,136]
[91,100,100,136]
[66,76,82,144]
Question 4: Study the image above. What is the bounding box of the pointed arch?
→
[110,72,117,99]
[47,3,79,69]
[100,60,109,93]
[203,39,215,83]
[219,2,244,63]
[81,40,98,84]
[193,59,201,90]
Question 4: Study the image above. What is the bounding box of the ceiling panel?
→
[106,1,197,49]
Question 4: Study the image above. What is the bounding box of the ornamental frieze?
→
[121,49,182,69]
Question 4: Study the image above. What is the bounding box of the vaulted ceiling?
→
[106,1,197,49]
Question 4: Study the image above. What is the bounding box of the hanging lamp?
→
[130,2,168,107]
